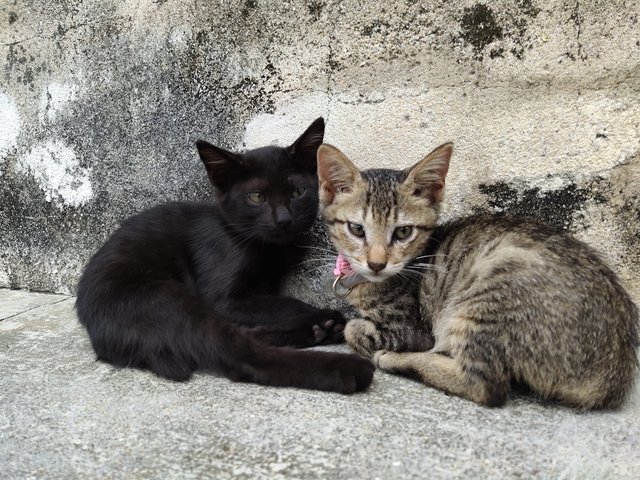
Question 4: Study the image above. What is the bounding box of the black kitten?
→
[76,118,373,393]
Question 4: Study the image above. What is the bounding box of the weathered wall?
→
[1,0,639,301]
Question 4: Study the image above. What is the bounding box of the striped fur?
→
[317,143,639,409]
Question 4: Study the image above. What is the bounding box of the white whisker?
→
[414,253,448,261]
[405,263,448,274]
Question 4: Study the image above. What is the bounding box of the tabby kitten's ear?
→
[317,144,361,205]
[404,143,453,203]
[289,117,326,171]
[196,140,245,191]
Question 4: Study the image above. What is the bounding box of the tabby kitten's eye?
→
[348,222,365,238]
[292,186,306,198]
[393,226,413,241]
[247,192,265,205]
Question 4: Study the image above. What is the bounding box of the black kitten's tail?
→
[75,282,373,394]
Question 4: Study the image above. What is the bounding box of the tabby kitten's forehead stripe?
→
[362,169,404,224]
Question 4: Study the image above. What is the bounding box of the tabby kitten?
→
[317,142,639,408]
[76,118,374,393]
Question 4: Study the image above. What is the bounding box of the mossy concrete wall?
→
[1,1,639,300]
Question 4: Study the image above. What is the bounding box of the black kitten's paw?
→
[312,310,346,345]
[317,353,375,393]
[340,354,375,392]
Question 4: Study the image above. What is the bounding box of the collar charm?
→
[332,254,367,299]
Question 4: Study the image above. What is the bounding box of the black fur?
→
[76,118,373,393]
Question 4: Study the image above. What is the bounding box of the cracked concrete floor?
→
[1,288,639,479]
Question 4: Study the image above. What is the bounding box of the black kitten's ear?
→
[289,117,325,170]
[196,140,245,191]
[317,144,361,206]
[403,143,452,203]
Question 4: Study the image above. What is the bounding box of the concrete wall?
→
[1,0,639,301]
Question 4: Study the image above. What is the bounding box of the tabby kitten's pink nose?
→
[367,261,386,273]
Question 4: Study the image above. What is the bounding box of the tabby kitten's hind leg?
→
[374,348,510,407]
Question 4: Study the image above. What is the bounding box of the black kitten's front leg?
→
[219,296,346,347]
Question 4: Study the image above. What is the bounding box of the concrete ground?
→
[1,288,639,479]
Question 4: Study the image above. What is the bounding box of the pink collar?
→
[333,253,354,277]
[332,253,368,298]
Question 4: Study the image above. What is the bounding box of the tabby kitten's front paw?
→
[344,319,382,358]
[372,350,388,367]
[311,309,346,345]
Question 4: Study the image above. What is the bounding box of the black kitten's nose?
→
[367,261,386,273]
[276,217,292,228]
[274,207,292,228]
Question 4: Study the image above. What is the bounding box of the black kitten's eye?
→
[292,186,306,198]
[348,222,365,238]
[247,192,265,205]
[393,226,413,241]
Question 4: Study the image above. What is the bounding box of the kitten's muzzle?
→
[367,261,387,273]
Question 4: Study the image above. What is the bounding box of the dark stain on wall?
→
[241,0,258,19]
[180,28,283,116]
[0,172,109,292]
[362,19,391,37]
[509,0,541,59]
[476,180,602,231]
[516,0,541,17]
[459,3,504,56]
[306,0,325,21]
[4,42,49,90]
[457,1,541,60]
